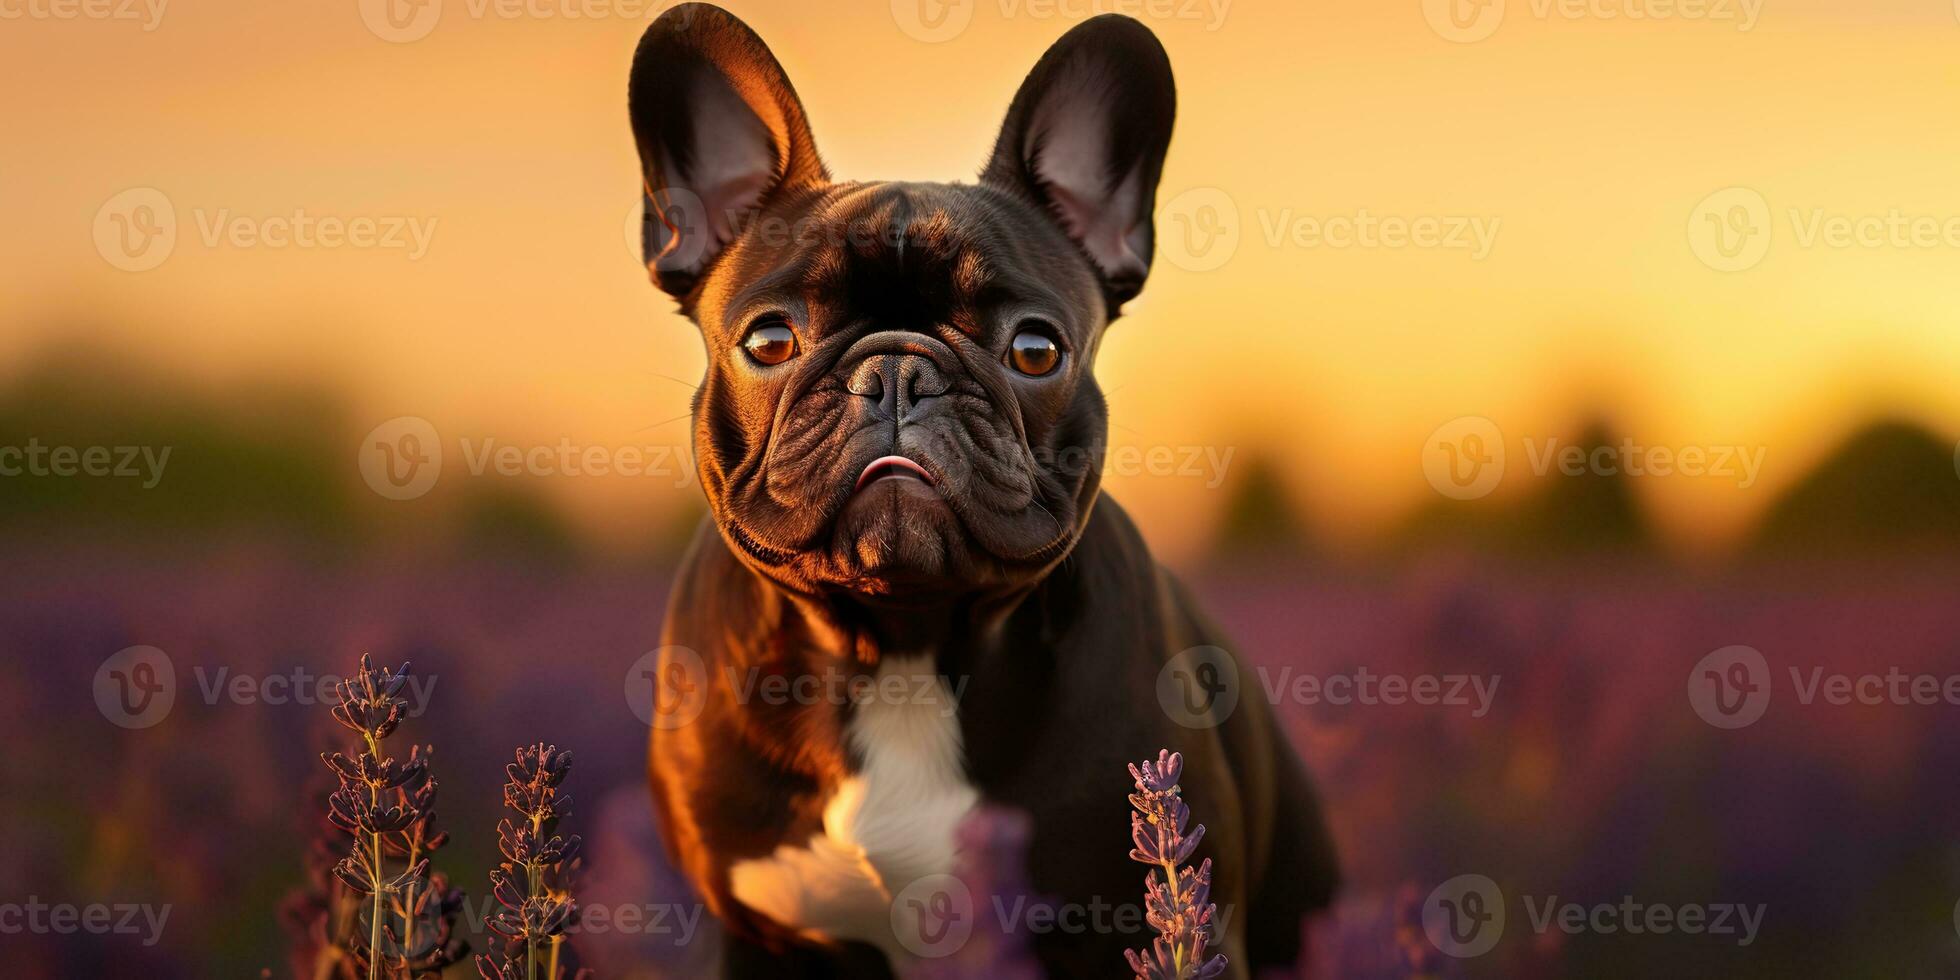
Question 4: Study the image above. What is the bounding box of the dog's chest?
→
[728,656,978,957]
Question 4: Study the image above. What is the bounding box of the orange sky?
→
[5,0,1960,558]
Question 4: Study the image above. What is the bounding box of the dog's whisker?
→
[647,371,701,391]
[633,411,693,433]
[1031,498,1065,540]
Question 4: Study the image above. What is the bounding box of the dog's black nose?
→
[847,353,949,422]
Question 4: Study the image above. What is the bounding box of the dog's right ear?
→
[629,3,826,298]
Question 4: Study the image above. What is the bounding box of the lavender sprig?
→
[476,743,591,980]
[1124,750,1227,980]
[905,807,1046,980]
[320,654,467,979]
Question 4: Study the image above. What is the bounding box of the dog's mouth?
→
[853,455,936,492]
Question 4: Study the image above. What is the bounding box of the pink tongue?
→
[855,455,932,490]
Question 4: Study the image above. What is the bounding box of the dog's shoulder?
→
[1062,495,1164,600]
[1049,495,1208,652]
[662,516,756,639]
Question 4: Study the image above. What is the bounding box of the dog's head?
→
[629,3,1174,600]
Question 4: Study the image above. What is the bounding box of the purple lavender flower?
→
[1125,750,1228,980]
[904,806,1046,980]
[305,654,467,980]
[476,743,591,980]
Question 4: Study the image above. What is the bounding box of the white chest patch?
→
[728,657,979,960]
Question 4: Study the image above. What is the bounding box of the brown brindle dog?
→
[628,5,1338,976]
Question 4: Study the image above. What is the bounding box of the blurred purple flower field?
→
[5,544,1959,977]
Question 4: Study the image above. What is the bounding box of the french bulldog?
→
[630,5,1338,977]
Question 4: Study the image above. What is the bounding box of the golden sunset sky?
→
[5,0,1959,558]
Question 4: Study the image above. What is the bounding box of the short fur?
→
[629,5,1339,976]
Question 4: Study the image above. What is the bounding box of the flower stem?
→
[525,804,545,980]
[1160,859,1185,977]
[399,835,422,960]
[368,831,384,980]
[362,731,385,980]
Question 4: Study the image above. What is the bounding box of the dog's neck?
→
[780,584,1020,667]
[729,557,1048,672]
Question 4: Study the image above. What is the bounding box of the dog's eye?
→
[1008,328,1062,377]
[741,320,798,366]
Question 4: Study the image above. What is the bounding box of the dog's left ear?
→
[982,15,1176,312]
